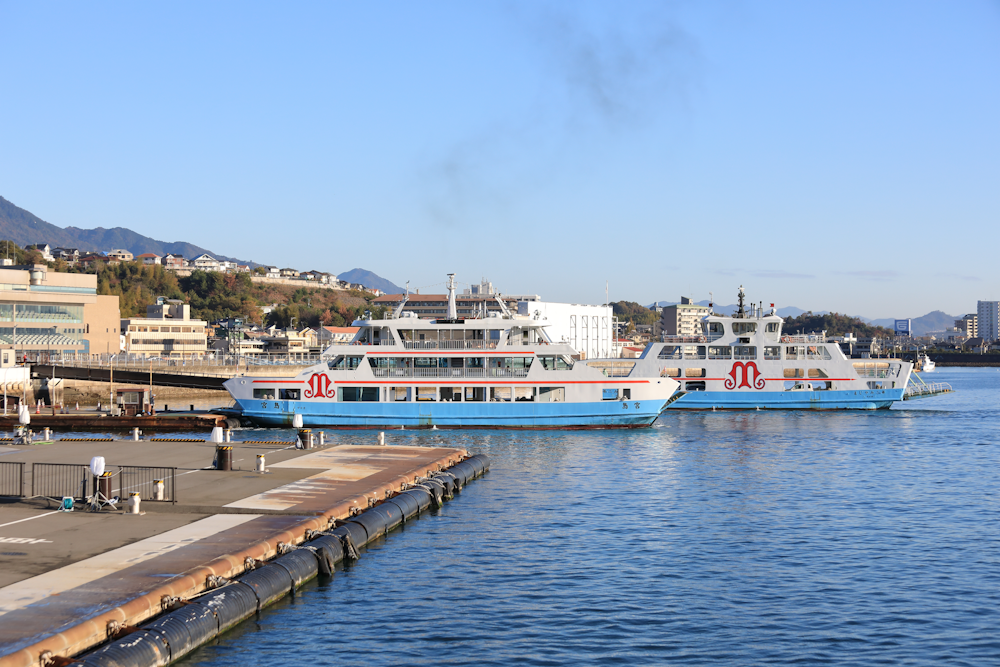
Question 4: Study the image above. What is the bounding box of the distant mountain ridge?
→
[0,195,250,265]
[337,269,403,295]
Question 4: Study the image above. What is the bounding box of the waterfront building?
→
[319,326,360,345]
[976,301,1000,343]
[659,297,712,338]
[955,314,978,339]
[0,264,120,357]
[121,299,208,358]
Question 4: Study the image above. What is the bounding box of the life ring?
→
[780,336,789,343]
[698,336,705,343]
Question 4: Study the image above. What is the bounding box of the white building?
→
[517,301,613,359]
[977,300,1000,343]
[121,300,208,358]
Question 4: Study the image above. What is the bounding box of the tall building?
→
[660,297,712,338]
[955,314,977,338]
[977,301,1000,343]
[0,264,120,357]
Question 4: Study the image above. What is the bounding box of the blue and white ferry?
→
[225,276,679,428]
[651,287,915,410]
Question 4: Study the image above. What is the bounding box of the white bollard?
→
[133,427,140,441]
[129,493,141,514]
[256,454,266,473]
[225,429,231,443]
[153,480,165,501]
[318,432,325,446]
[378,431,385,446]
[210,426,223,443]
[43,427,51,440]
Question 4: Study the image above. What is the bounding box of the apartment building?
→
[977,301,1000,343]
[659,297,712,338]
[121,300,208,358]
[955,313,978,339]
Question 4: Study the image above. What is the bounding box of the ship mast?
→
[446,274,458,320]
[735,285,747,319]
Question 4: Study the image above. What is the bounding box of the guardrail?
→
[0,462,24,497]
[29,463,177,504]
[371,367,529,379]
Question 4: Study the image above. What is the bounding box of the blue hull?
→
[235,399,668,429]
[665,388,904,410]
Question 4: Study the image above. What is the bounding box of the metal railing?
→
[400,340,500,350]
[0,462,24,497]
[32,463,90,500]
[661,334,724,343]
[371,367,528,379]
[118,466,177,504]
[30,463,176,504]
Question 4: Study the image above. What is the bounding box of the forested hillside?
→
[781,312,892,337]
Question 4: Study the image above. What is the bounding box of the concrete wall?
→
[83,295,122,356]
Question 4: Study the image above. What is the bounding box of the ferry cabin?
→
[651,305,912,410]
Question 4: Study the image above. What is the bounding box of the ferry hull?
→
[233,398,668,429]
[665,388,904,411]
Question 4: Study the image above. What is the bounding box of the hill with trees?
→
[781,312,893,338]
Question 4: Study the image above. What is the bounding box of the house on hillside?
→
[318,326,360,346]
[78,253,108,268]
[301,270,334,284]
[264,266,280,279]
[279,268,300,278]
[136,253,161,265]
[52,248,80,263]
[25,244,54,261]
[107,249,134,262]
[192,253,221,271]
[234,264,251,273]
[163,254,186,269]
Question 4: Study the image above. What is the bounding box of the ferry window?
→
[253,388,276,399]
[538,387,565,402]
[417,387,437,401]
[735,346,756,359]
[807,369,829,378]
[279,389,300,400]
[707,322,723,336]
[685,368,706,377]
[684,381,706,391]
[661,368,680,377]
[539,356,573,370]
[467,357,485,369]
[490,387,512,402]
[785,346,804,360]
[783,368,805,378]
[764,346,781,360]
[391,387,408,401]
[731,322,757,335]
[806,346,831,360]
[603,388,619,400]
[765,322,780,333]
[814,381,832,390]
[441,387,462,401]
[708,346,731,359]
[341,387,361,401]
[658,346,681,359]
[466,387,486,401]
[514,387,534,401]
[622,389,631,400]
[449,357,465,368]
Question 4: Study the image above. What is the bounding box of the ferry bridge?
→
[32,359,315,391]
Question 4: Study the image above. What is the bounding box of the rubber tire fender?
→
[420,478,446,507]
[307,535,345,572]
[398,487,432,512]
[78,631,169,667]
[369,501,403,532]
[348,506,391,541]
[386,493,419,521]
[272,549,320,588]
[193,582,258,632]
[142,603,218,662]
[465,453,490,476]
[239,565,293,611]
[428,475,453,499]
[330,522,369,550]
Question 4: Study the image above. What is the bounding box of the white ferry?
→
[651,288,914,410]
[225,276,679,429]
[915,353,935,372]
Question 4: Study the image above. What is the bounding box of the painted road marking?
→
[0,538,51,544]
[0,514,261,616]
[0,512,60,528]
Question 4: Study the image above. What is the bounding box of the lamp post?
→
[109,353,118,413]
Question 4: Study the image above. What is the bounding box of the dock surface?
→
[0,437,466,667]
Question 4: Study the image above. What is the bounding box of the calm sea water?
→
[175,367,998,666]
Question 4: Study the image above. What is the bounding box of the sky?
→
[1,1,997,318]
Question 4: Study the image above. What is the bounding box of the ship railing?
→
[401,340,500,350]
[904,381,953,399]
[781,334,827,343]
[657,352,706,360]
[733,354,757,360]
[661,334,724,344]
[854,369,894,378]
[707,353,731,360]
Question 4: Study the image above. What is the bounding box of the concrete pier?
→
[0,436,468,667]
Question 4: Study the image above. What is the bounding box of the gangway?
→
[903,373,953,400]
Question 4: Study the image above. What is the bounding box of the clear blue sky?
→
[1,1,997,318]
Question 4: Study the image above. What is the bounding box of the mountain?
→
[0,195,251,265]
[650,299,819,319]
[869,311,958,335]
[338,269,403,295]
